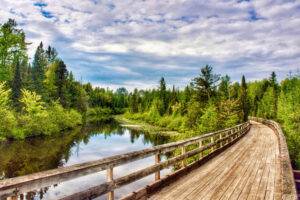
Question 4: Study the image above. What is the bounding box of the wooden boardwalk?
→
[149,123,281,200]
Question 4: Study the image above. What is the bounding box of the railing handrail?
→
[0,121,250,199]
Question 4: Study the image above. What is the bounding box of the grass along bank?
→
[115,114,180,137]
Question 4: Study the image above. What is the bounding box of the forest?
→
[1,19,300,168]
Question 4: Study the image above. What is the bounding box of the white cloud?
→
[0,0,299,88]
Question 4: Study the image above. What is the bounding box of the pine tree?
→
[192,65,220,103]
[269,71,279,116]
[45,45,57,63]
[239,75,249,121]
[159,77,168,115]
[55,60,68,107]
[11,60,22,107]
[32,42,47,96]
[130,89,139,113]
[218,75,230,99]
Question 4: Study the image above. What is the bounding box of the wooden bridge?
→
[0,117,297,200]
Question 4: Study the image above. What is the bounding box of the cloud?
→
[0,0,299,90]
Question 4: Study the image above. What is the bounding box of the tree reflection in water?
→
[0,121,172,199]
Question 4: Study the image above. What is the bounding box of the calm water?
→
[0,121,173,199]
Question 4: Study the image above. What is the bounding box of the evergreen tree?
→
[11,60,22,107]
[55,60,68,107]
[192,65,220,103]
[180,85,191,115]
[239,75,249,121]
[218,75,230,100]
[130,89,139,113]
[159,77,168,115]
[269,72,278,88]
[32,42,47,96]
[45,45,58,63]
[269,71,279,116]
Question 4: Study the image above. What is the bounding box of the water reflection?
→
[0,121,172,199]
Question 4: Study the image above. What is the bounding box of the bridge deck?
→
[149,123,282,200]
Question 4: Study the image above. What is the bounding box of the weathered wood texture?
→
[148,122,296,200]
[0,122,249,199]
[250,117,297,200]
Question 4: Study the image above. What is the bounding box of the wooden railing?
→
[249,117,298,200]
[0,122,251,200]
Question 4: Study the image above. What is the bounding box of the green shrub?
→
[18,90,82,138]
[0,108,17,138]
[48,102,82,131]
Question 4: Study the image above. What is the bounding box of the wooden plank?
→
[193,128,257,200]
[234,127,268,200]
[264,126,277,200]
[218,131,264,200]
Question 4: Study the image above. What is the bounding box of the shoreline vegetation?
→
[1,19,300,169]
[114,115,180,136]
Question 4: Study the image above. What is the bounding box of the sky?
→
[0,0,299,90]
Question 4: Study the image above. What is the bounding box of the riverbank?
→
[114,115,180,136]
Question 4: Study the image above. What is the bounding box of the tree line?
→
[0,19,128,140]
[125,65,248,136]
[125,66,300,169]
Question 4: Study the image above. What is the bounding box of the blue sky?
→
[1,0,299,90]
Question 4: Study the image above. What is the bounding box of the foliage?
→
[18,90,82,137]
[86,107,113,124]
[0,82,17,139]
[11,61,22,107]
[0,19,129,140]
[239,75,249,121]
[191,65,220,102]
[277,77,300,168]
[0,19,27,82]
[197,103,218,133]
[125,65,244,135]
[0,82,10,108]
[257,87,277,119]
[32,42,47,96]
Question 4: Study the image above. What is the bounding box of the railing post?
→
[211,137,214,152]
[181,146,186,168]
[219,133,223,148]
[155,153,160,181]
[199,140,203,159]
[107,167,114,200]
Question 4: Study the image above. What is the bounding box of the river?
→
[0,121,173,199]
